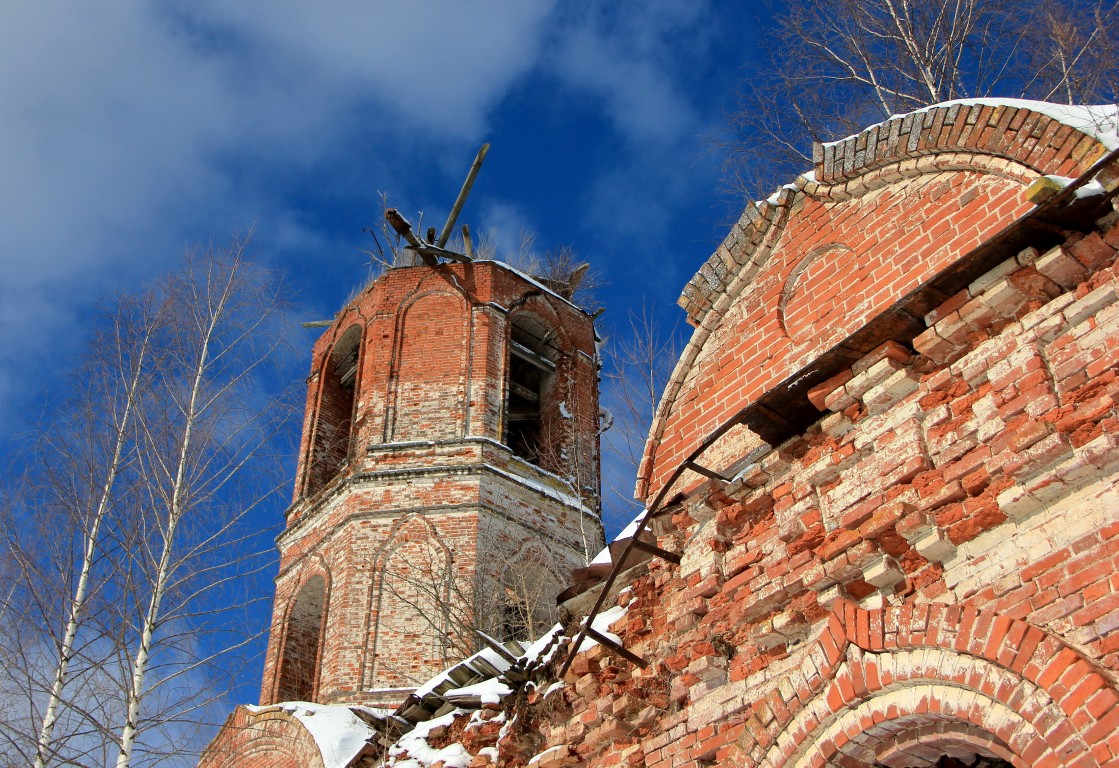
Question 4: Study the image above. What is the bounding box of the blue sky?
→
[0,0,769,715]
[0,1,769,528]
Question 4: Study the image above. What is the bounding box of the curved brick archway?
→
[367,513,456,690]
[739,600,1119,768]
[199,706,327,768]
[640,102,1116,502]
[274,571,330,704]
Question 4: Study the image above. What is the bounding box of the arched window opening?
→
[373,527,454,688]
[505,314,559,466]
[877,757,1013,768]
[306,326,361,495]
[276,575,326,702]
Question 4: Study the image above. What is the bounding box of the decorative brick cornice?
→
[678,101,1116,326]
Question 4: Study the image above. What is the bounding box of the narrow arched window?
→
[276,575,326,702]
[504,314,559,466]
[306,326,361,495]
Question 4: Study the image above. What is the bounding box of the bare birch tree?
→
[600,305,678,528]
[0,293,168,767]
[111,240,294,768]
[0,236,295,767]
[725,0,1119,196]
[27,294,165,768]
[376,519,567,688]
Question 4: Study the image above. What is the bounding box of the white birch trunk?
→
[114,268,229,768]
[33,318,155,768]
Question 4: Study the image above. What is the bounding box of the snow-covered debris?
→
[414,646,512,698]
[521,623,565,666]
[445,677,513,705]
[389,711,472,768]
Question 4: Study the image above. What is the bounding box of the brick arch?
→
[505,292,576,350]
[366,513,456,689]
[273,568,331,703]
[740,600,1117,768]
[198,706,328,768]
[639,100,1116,503]
[814,100,1113,190]
[302,322,364,497]
[387,289,470,442]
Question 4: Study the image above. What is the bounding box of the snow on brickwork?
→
[365,105,1119,768]
[199,703,381,768]
[652,100,1118,505]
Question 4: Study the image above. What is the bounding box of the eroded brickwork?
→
[382,102,1119,768]
[203,102,1119,768]
[258,262,603,708]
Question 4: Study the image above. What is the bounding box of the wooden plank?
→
[631,537,682,565]
[511,341,556,370]
[584,627,649,669]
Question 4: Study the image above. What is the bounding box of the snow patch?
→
[588,506,651,567]
[445,677,512,704]
[577,601,631,652]
[1040,175,1107,200]
[390,711,472,768]
[263,702,379,768]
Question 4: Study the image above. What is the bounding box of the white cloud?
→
[0,2,560,421]
[0,0,732,427]
[189,0,558,139]
[543,0,711,147]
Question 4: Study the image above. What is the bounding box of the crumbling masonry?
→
[202,99,1119,768]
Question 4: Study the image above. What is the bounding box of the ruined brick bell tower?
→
[258,260,603,708]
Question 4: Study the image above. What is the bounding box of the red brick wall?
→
[641,103,1114,504]
[390,291,469,441]
[382,104,1119,768]
[259,261,603,708]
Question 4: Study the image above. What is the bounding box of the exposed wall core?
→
[353,102,1119,768]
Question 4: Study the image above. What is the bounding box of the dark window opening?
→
[877,756,1013,768]
[306,327,361,495]
[504,316,557,465]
